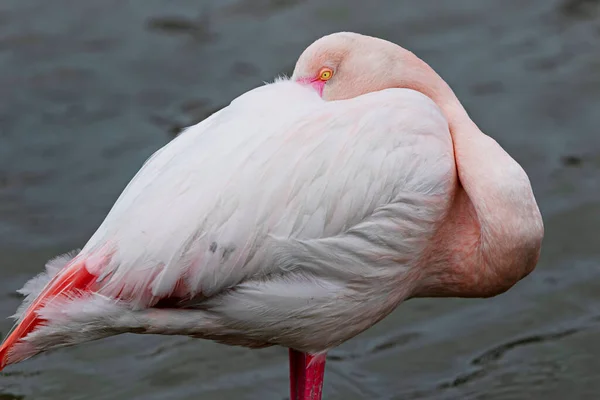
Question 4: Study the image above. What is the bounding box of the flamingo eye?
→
[318,68,333,81]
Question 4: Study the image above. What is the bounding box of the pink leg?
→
[289,349,326,400]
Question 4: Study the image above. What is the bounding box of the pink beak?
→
[295,77,326,97]
[289,349,326,400]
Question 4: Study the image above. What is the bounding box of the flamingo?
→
[0,32,543,400]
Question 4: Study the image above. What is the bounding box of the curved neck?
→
[395,51,472,135]
[398,51,544,298]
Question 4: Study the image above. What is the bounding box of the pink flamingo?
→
[0,32,543,399]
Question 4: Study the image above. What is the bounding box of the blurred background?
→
[0,0,599,399]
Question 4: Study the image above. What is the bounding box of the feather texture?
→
[7,78,456,361]
[11,251,79,322]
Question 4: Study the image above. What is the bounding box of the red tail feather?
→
[0,259,98,370]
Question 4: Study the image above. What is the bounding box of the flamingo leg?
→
[289,349,326,400]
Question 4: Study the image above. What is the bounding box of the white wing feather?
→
[79,80,455,312]
[11,79,459,357]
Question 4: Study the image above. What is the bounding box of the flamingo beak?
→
[289,349,326,400]
[295,77,326,97]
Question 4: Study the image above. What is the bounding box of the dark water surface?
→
[1,0,599,399]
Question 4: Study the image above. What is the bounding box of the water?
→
[0,0,599,398]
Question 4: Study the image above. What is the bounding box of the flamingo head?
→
[291,32,413,101]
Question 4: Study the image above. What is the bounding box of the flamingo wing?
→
[1,80,455,365]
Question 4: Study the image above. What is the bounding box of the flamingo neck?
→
[399,52,543,298]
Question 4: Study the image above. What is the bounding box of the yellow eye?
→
[318,68,333,81]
